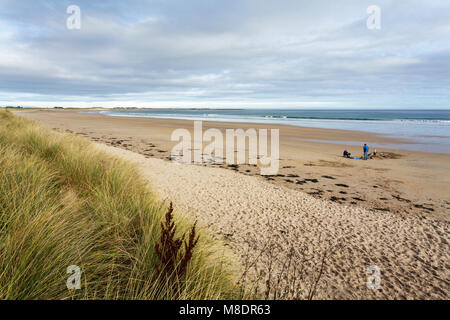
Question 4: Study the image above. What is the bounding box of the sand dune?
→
[97,143,450,299]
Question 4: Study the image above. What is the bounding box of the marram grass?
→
[0,110,241,300]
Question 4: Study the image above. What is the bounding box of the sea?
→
[89,109,450,154]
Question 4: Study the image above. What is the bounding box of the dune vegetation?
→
[0,109,240,299]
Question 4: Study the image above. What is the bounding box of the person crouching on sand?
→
[363,144,369,160]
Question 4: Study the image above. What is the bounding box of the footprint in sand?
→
[335,183,349,188]
[374,207,390,212]
[295,178,319,184]
[330,196,346,202]
[392,195,411,203]
[413,204,434,212]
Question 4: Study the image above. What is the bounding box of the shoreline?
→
[20,108,445,151]
[85,109,450,155]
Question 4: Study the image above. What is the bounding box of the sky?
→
[0,0,449,109]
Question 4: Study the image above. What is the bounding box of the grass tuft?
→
[0,109,240,300]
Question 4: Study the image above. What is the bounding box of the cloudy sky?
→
[0,0,449,109]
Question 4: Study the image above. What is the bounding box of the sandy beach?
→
[17,109,450,299]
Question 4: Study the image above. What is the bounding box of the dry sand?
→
[17,109,450,299]
[95,143,449,299]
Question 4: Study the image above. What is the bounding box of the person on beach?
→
[363,144,369,160]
